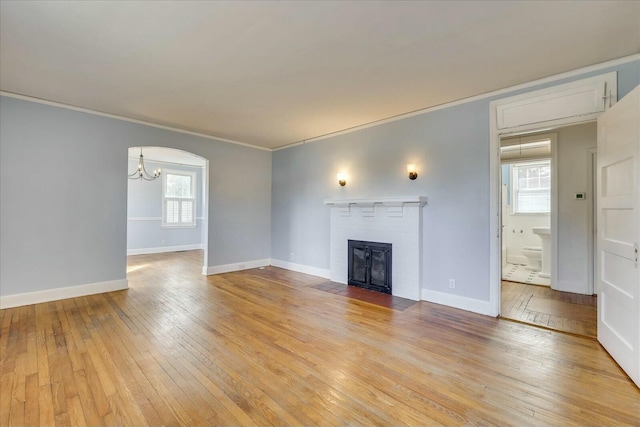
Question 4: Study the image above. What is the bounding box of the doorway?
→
[125,146,208,276]
[500,133,554,287]
[489,71,617,318]
[498,125,598,337]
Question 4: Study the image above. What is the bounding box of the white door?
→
[597,84,640,387]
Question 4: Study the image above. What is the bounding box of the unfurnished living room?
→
[1,1,639,426]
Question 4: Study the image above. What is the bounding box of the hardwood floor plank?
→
[84,340,116,399]
[79,352,110,418]
[24,373,39,427]
[66,395,86,426]
[9,400,24,427]
[100,331,180,426]
[0,373,13,426]
[2,251,638,426]
[73,368,104,426]
[37,384,55,427]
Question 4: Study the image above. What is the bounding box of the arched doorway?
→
[125,146,208,276]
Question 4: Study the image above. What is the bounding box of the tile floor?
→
[311,282,417,311]
[502,262,550,286]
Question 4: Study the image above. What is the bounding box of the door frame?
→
[489,72,617,316]
[587,148,598,295]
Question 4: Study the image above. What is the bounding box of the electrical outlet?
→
[161,239,165,245]
[289,253,295,262]
[448,279,456,289]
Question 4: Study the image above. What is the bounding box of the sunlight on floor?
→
[126,264,148,273]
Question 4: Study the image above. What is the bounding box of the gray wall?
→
[272,60,639,302]
[273,101,491,300]
[556,122,597,293]
[0,97,271,297]
[1,59,637,301]
[127,159,204,251]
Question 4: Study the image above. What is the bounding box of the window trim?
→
[162,169,197,228]
[510,160,551,215]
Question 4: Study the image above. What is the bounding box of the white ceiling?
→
[1,1,639,150]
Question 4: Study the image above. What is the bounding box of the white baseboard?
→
[552,280,591,295]
[270,259,331,279]
[127,217,205,221]
[203,258,271,275]
[0,279,129,310]
[127,244,204,256]
[421,289,495,317]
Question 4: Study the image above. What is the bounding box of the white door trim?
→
[489,72,617,316]
[550,135,559,287]
[587,148,598,295]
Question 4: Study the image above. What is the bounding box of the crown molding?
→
[273,53,640,151]
[0,91,271,152]
[2,53,638,153]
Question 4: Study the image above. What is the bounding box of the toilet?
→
[522,246,542,271]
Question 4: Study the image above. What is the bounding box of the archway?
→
[125,146,208,276]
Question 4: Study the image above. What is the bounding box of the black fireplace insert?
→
[348,240,392,294]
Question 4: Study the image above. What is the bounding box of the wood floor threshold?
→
[500,280,597,338]
[498,315,597,341]
[502,279,551,289]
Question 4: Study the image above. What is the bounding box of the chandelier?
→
[128,148,161,181]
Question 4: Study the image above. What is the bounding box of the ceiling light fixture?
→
[128,148,161,181]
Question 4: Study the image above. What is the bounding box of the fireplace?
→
[325,196,426,301]
[348,240,392,294]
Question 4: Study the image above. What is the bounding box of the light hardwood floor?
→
[1,250,638,426]
[501,280,597,338]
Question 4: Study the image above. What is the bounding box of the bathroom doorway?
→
[499,125,598,337]
[500,138,553,287]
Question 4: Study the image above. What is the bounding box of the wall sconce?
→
[407,164,418,180]
[337,173,347,186]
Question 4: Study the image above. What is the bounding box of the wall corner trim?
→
[0,279,129,309]
[270,259,331,279]
[421,289,496,317]
[203,258,271,275]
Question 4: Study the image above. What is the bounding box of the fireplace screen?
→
[348,240,392,294]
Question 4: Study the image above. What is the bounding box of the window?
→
[163,170,196,227]
[512,160,550,214]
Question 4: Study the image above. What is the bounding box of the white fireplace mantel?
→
[324,196,427,207]
[325,195,427,301]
